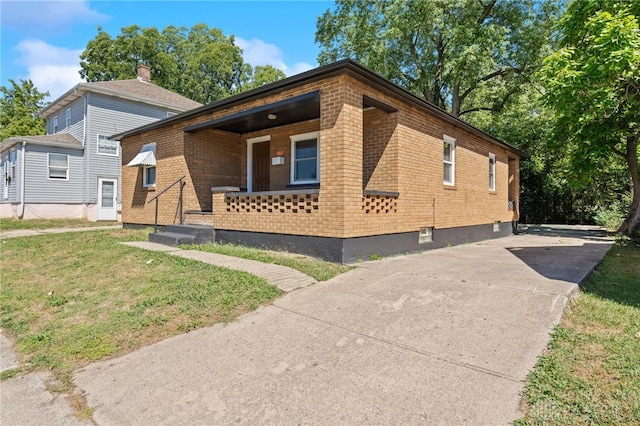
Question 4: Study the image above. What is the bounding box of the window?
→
[489,153,496,191]
[66,108,71,127]
[48,153,68,180]
[143,165,156,187]
[126,142,156,188]
[97,135,119,156]
[53,116,58,133]
[290,131,319,184]
[9,149,16,180]
[443,135,455,185]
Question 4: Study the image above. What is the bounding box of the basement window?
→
[419,227,434,244]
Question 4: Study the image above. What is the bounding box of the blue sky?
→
[1,0,334,102]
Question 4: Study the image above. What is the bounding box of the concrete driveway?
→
[69,225,612,425]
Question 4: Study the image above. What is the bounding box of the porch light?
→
[267,113,277,120]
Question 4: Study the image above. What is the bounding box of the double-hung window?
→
[443,135,455,186]
[489,153,496,191]
[97,135,119,156]
[53,116,58,133]
[290,131,319,184]
[48,153,69,180]
[66,108,71,127]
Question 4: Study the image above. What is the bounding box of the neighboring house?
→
[115,60,522,263]
[0,65,202,221]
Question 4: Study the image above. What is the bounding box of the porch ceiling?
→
[184,91,320,134]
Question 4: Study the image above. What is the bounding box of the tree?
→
[79,24,285,104]
[0,79,49,141]
[539,0,640,235]
[315,0,559,117]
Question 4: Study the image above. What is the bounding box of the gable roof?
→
[1,133,83,153]
[39,79,203,118]
[111,59,523,157]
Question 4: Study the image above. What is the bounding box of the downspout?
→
[83,95,88,204]
[18,141,26,218]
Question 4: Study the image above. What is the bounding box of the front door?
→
[97,178,117,221]
[252,141,270,192]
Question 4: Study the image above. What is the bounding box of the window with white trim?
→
[489,153,496,191]
[443,135,455,186]
[48,153,68,180]
[290,131,320,184]
[9,149,16,180]
[143,165,156,187]
[66,108,71,127]
[97,135,119,156]
[53,116,58,133]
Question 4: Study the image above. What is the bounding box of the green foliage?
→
[79,24,286,104]
[539,0,640,234]
[517,241,640,424]
[0,79,48,140]
[594,195,630,231]
[316,0,559,117]
[185,242,354,281]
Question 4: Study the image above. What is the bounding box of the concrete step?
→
[164,225,215,244]
[149,231,196,246]
[149,224,215,247]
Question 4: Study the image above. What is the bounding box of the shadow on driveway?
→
[503,224,614,284]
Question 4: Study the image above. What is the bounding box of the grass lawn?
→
[185,242,354,281]
[516,238,640,425]
[0,228,281,416]
[0,217,118,232]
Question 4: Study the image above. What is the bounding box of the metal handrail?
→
[147,175,186,232]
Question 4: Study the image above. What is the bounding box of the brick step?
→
[183,210,213,226]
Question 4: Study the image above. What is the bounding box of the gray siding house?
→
[0,65,201,221]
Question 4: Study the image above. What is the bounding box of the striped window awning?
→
[127,143,156,167]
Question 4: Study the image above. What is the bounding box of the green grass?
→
[0,218,118,232]
[0,228,281,414]
[184,242,354,281]
[516,238,640,425]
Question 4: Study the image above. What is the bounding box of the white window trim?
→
[143,165,156,188]
[97,134,119,156]
[489,153,496,191]
[246,135,270,192]
[290,131,320,185]
[53,116,58,133]
[443,135,456,186]
[48,153,69,181]
[65,108,71,127]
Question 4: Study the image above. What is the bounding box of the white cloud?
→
[235,37,314,77]
[14,39,84,101]
[1,0,108,31]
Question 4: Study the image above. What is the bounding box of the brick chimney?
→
[137,64,151,82]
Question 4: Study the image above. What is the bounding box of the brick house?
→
[115,60,521,263]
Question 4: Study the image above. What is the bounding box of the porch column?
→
[319,78,364,237]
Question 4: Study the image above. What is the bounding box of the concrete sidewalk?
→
[67,226,612,425]
[0,225,121,239]
[121,242,317,292]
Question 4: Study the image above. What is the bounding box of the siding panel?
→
[23,145,84,203]
[86,93,171,204]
